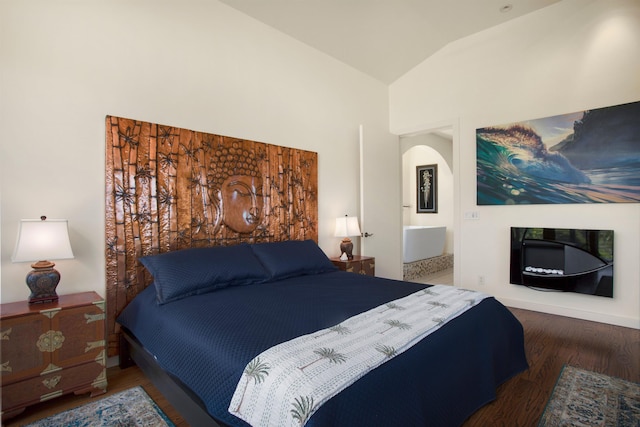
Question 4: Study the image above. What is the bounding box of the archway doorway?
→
[400,127,454,285]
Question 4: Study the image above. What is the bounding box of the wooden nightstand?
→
[0,291,107,420]
[330,255,375,276]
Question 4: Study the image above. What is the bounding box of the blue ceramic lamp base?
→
[26,260,60,304]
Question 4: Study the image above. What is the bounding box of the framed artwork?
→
[476,100,640,205]
[417,164,437,213]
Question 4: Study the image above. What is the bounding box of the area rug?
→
[538,365,640,426]
[24,386,175,427]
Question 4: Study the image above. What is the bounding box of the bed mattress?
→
[118,271,527,426]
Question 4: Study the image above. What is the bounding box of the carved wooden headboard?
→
[105,116,318,356]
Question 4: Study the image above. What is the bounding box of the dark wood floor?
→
[4,307,639,427]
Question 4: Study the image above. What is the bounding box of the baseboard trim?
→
[498,297,640,330]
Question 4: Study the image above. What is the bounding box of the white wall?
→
[0,0,397,303]
[401,134,454,254]
[390,0,640,328]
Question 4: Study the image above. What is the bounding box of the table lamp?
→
[334,215,361,260]
[12,216,74,304]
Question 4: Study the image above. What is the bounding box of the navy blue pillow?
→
[139,244,269,304]
[250,240,337,281]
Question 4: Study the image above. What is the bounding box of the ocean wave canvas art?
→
[476,100,640,205]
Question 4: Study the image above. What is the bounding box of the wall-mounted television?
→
[510,227,614,297]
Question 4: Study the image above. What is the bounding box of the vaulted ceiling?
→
[219,0,562,84]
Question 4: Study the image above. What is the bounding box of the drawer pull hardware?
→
[1,361,12,373]
[37,330,65,352]
[42,375,62,389]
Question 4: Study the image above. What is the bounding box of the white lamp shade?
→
[12,219,74,262]
[334,216,361,237]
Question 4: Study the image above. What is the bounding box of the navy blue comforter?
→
[118,271,527,426]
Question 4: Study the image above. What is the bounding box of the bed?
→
[106,117,527,426]
[117,240,528,427]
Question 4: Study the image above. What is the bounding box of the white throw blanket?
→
[228,285,489,427]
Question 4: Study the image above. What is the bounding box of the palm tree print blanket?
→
[228,285,489,426]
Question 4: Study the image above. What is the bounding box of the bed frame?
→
[106,116,319,425]
[119,327,224,426]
